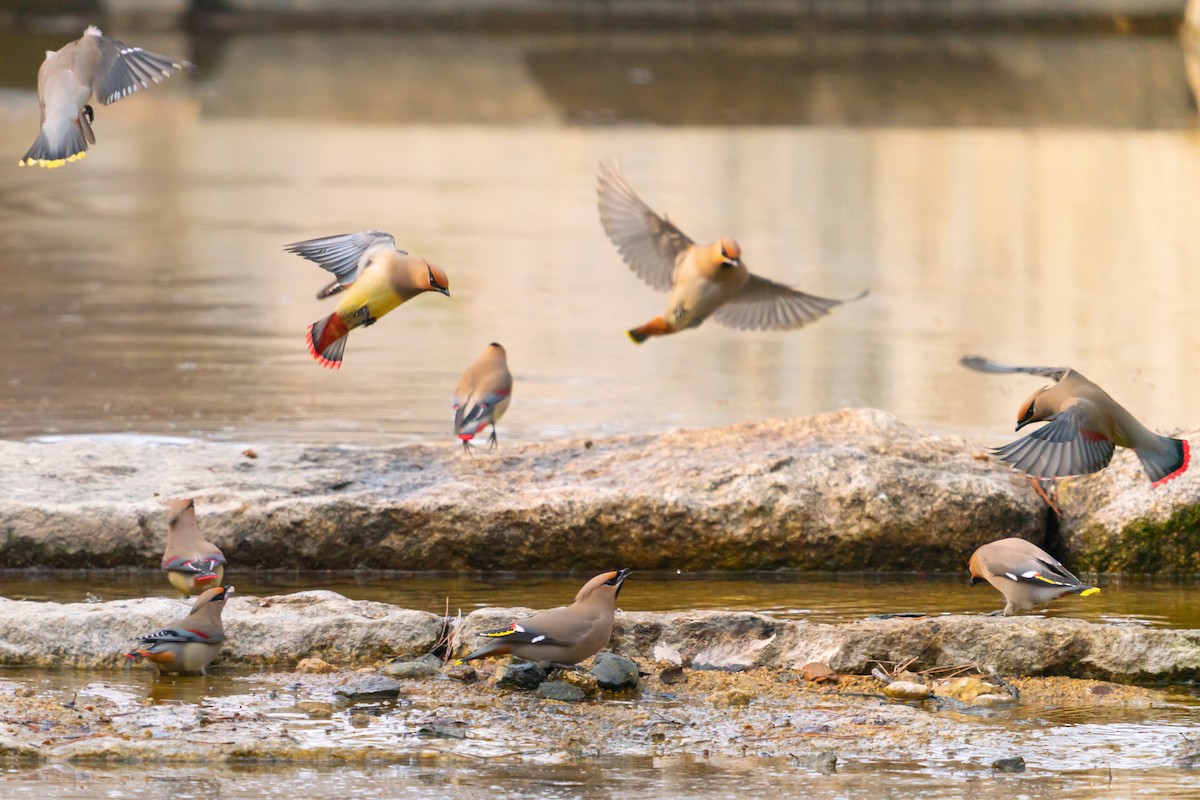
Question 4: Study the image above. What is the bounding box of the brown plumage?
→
[597,160,865,343]
[453,343,513,452]
[961,356,1190,487]
[125,585,233,674]
[162,499,226,597]
[459,570,631,666]
[969,538,1098,616]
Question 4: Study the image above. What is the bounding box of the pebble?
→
[710,689,752,709]
[333,676,401,700]
[537,681,587,703]
[659,665,687,685]
[882,681,931,701]
[992,756,1026,773]
[591,652,639,691]
[296,658,335,674]
[382,660,441,680]
[554,669,601,697]
[445,663,478,683]
[497,662,547,691]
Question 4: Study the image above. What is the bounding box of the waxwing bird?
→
[459,569,631,666]
[961,355,1190,487]
[454,343,512,452]
[19,26,192,168]
[596,160,865,343]
[162,499,226,597]
[969,538,1098,616]
[125,585,232,674]
[284,231,450,369]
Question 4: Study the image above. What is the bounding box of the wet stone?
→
[803,661,837,684]
[417,720,468,739]
[382,660,442,680]
[792,750,838,774]
[333,675,401,700]
[295,657,335,674]
[554,669,600,697]
[295,701,334,717]
[710,689,752,709]
[992,756,1026,773]
[659,665,687,685]
[592,652,639,691]
[883,681,931,701]
[497,662,547,691]
[538,681,587,703]
[445,663,478,683]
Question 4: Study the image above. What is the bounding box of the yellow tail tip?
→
[1080,587,1100,597]
[626,330,645,344]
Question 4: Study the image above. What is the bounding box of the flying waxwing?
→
[162,499,226,597]
[596,160,865,343]
[961,356,1190,487]
[125,585,233,674]
[969,538,1098,616]
[284,231,450,368]
[453,343,513,452]
[19,26,191,168]
[459,569,631,666]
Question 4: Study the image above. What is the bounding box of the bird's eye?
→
[1022,404,1036,421]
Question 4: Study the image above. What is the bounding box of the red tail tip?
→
[1152,439,1190,488]
[305,323,342,370]
[458,434,474,441]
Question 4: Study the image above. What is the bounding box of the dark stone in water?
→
[992,756,1026,773]
[537,681,586,702]
[333,676,401,700]
[497,662,547,691]
[592,652,639,691]
[446,663,478,683]
[383,660,441,679]
[417,720,468,739]
[659,665,687,685]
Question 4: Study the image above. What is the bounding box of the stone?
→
[803,661,837,683]
[296,657,335,674]
[537,681,586,702]
[382,660,441,680]
[792,750,837,774]
[591,653,639,691]
[882,681,931,700]
[933,676,1011,703]
[497,663,547,691]
[333,676,401,700]
[445,663,478,683]
[554,669,601,697]
[710,689,752,709]
[658,665,687,685]
[991,756,1026,773]
[295,701,333,716]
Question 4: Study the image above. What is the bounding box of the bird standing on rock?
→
[961,355,1190,487]
[453,343,512,452]
[161,499,226,597]
[19,26,192,168]
[284,231,450,369]
[969,538,1098,616]
[125,585,233,674]
[597,160,865,343]
[459,569,631,666]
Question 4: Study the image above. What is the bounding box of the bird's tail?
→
[18,119,90,168]
[1140,436,1190,488]
[627,316,674,344]
[456,639,507,664]
[306,313,350,369]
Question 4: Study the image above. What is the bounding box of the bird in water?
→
[19,26,192,168]
[284,231,450,368]
[453,343,512,453]
[125,585,233,674]
[597,160,865,343]
[961,355,1190,487]
[161,499,226,597]
[969,538,1098,616]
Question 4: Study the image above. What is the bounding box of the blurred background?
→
[0,0,1198,445]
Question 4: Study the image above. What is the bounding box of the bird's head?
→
[1015,388,1051,431]
[717,237,741,269]
[424,261,451,297]
[166,498,196,527]
[967,552,985,586]
[575,568,632,605]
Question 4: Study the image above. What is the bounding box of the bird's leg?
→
[461,439,475,457]
[351,306,377,327]
[1030,476,1060,518]
[488,425,499,451]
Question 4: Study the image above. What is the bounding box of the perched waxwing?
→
[19,26,191,168]
[162,499,226,597]
[453,343,513,452]
[284,231,450,369]
[969,538,1098,616]
[125,585,233,674]
[459,569,631,666]
[597,160,865,343]
[961,356,1190,487]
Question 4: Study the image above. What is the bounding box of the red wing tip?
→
[1152,439,1190,488]
[194,574,218,582]
[458,434,474,441]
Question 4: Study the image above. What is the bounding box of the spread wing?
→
[960,356,1069,382]
[712,274,865,332]
[992,404,1116,479]
[91,32,192,106]
[135,626,223,645]
[597,160,693,292]
[283,231,401,295]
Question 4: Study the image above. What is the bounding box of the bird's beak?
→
[1015,420,1032,432]
[438,287,451,297]
[186,499,195,510]
[612,568,632,598]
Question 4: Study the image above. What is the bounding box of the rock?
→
[591,653,639,691]
[710,689,752,709]
[803,661,837,683]
[349,713,372,728]
[333,676,401,700]
[0,410,1043,572]
[537,681,586,702]
[497,663,546,691]
[934,676,1011,703]
[416,720,468,739]
[970,693,1017,707]
[554,669,601,697]
[296,701,334,716]
[992,756,1026,773]
[882,681,931,700]
[792,750,837,774]
[296,657,335,674]
[445,663,478,683]
[658,665,687,685]
[382,660,441,680]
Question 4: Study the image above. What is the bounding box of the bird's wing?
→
[597,160,694,292]
[992,404,1116,479]
[163,555,225,574]
[985,553,1088,589]
[477,608,591,648]
[960,356,1069,381]
[283,231,401,290]
[455,389,510,435]
[91,34,192,106]
[712,273,866,331]
[136,626,223,645]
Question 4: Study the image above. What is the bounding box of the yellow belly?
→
[335,267,404,327]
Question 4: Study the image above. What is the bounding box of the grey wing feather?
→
[283,231,400,289]
[137,627,223,645]
[960,356,1068,381]
[1002,555,1087,588]
[992,405,1115,479]
[713,274,865,332]
[93,36,192,106]
[456,390,509,434]
[597,160,693,292]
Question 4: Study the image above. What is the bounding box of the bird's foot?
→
[1030,476,1060,518]
[461,439,475,456]
[488,429,498,451]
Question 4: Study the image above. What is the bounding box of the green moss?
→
[1076,502,1200,573]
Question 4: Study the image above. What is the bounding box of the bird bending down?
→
[284,231,450,368]
[125,585,233,674]
[596,160,865,343]
[161,498,226,597]
[961,355,1190,487]
[969,538,1098,616]
[458,569,631,667]
[19,26,192,168]
[453,343,512,453]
